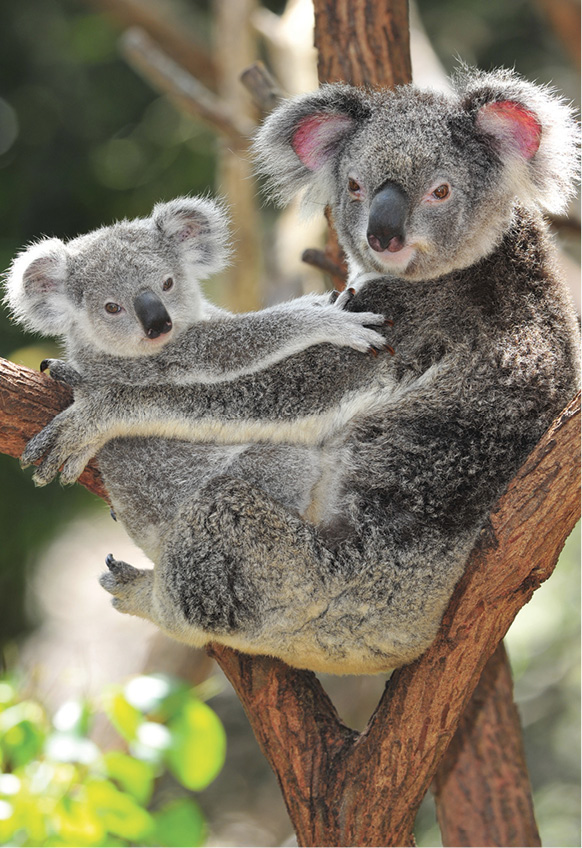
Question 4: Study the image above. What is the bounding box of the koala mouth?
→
[367,242,416,271]
[141,329,173,347]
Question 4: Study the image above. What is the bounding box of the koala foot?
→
[40,359,84,388]
[100,554,154,619]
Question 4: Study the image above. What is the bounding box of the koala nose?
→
[367,180,408,253]
[134,290,173,339]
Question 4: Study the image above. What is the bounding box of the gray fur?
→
[10,69,581,674]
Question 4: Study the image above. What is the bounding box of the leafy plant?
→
[0,673,225,847]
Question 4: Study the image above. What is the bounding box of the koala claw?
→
[100,556,154,618]
[20,419,59,471]
[40,359,83,387]
[59,448,95,486]
[105,553,133,576]
[335,287,356,311]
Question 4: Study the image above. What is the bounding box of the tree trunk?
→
[0,356,578,845]
[432,642,541,847]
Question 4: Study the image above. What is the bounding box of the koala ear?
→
[475,100,542,161]
[4,238,72,337]
[253,84,370,209]
[152,196,231,279]
[457,67,580,214]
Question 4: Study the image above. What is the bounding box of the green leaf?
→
[53,794,106,846]
[52,699,92,737]
[45,731,100,765]
[0,703,46,768]
[103,691,142,742]
[0,799,16,845]
[152,798,206,848]
[103,751,154,805]
[166,700,225,791]
[124,675,190,721]
[85,778,154,841]
[0,682,16,708]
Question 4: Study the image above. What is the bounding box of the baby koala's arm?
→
[23,342,387,486]
[68,293,388,387]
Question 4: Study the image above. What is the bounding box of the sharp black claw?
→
[105,553,116,569]
[110,508,117,522]
[40,360,49,372]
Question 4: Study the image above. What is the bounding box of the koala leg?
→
[99,554,156,620]
[146,474,426,672]
[150,474,343,665]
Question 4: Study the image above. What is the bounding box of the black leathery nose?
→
[367,180,408,252]
[134,290,173,338]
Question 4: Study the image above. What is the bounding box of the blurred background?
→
[0,0,579,845]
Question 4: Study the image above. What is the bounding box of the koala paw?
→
[334,287,395,355]
[40,359,84,388]
[20,395,107,486]
[100,554,154,617]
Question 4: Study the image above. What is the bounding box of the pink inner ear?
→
[291,113,353,171]
[476,100,542,160]
[176,221,201,243]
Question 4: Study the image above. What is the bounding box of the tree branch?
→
[79,0,218,87]
[432,642,540,847]
[120,27,254,146]
[239,61,285,114]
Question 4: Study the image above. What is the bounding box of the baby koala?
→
[6,195,387,558]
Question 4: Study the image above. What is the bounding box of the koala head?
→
[254,67,579,281]
[4,196,230,357]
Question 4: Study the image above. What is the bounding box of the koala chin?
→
[8,68,581,674]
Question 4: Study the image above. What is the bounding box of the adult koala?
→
[17,68,580,674]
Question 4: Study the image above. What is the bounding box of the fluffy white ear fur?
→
[152,196,231,279]
[460,68,580,215]
[291,113,355,171]
[4,238,73,336]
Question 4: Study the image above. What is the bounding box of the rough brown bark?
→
[313,0,412,87]
[432,642,541,847]
[2,355,573,844]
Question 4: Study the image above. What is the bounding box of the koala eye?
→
[431,184,451,201]
[348,177,362,197]
[105,302,122,315]
[162,276,174,292]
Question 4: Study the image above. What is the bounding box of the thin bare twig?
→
[240,61,285,113]
[121,27,255,145]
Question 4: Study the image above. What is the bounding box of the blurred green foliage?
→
[0,672,225,847]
